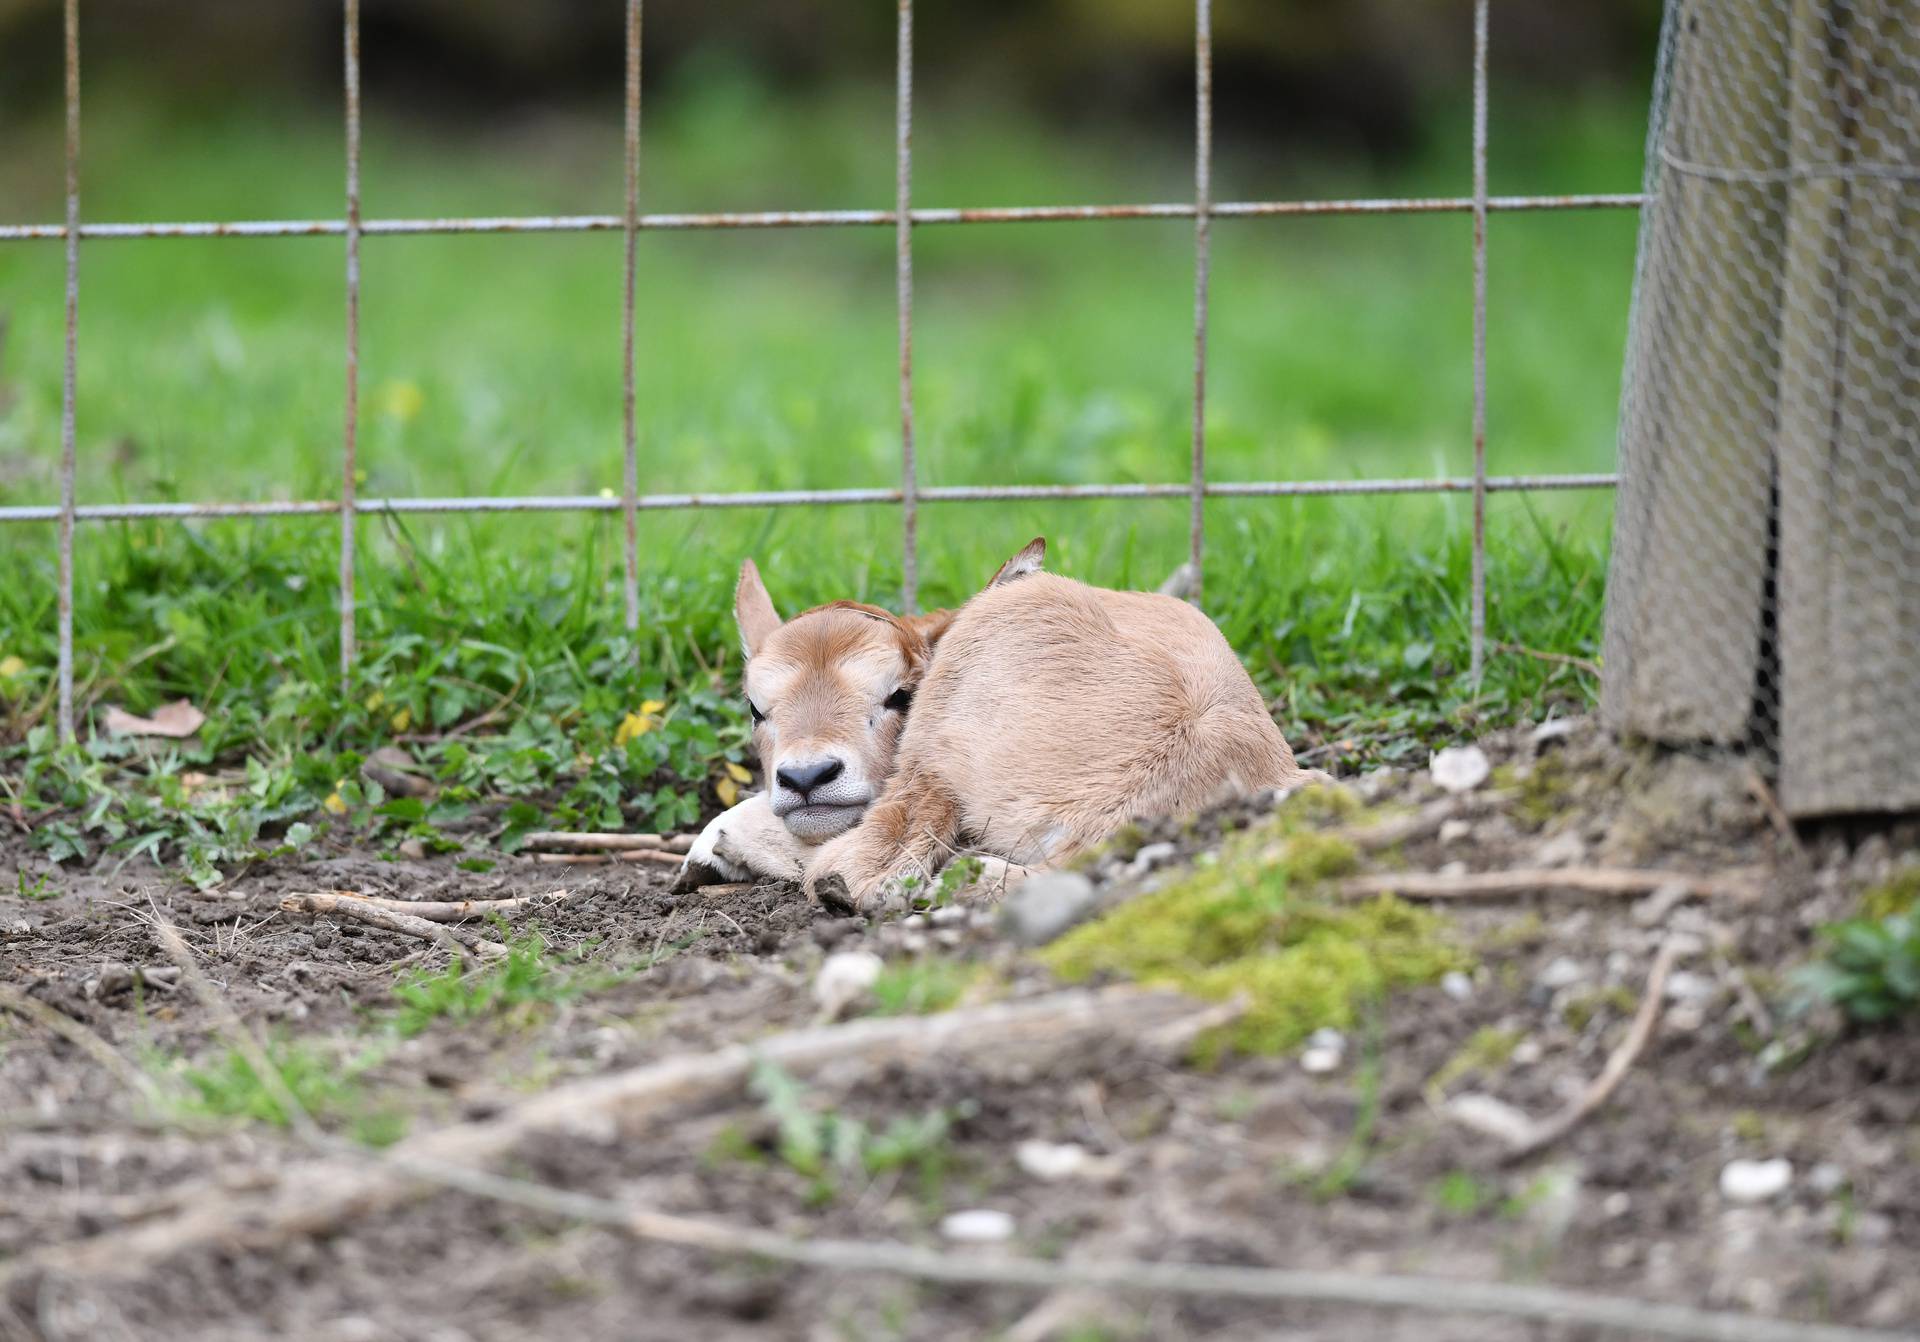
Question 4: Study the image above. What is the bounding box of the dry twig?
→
[280,889,569,923]
[1338,866,1759,903]
[521,831,693,854]
[532,849,683,868]
[1501,938,1688,1162]
[277,893,507,959]
[20,989,1217,1282]
[1489,640,1602,677]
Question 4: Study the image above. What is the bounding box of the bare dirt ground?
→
[3,718,1917,1341]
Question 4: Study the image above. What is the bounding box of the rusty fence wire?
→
[8,0,1641,743]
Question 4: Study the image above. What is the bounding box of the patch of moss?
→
[1041,824,1463,1059]
[1284,782,1364,825]
[1511,754,1574,829]
[1860,866,1920,921]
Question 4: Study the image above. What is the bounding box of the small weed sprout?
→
[868,958,979,1016]
[388,927,620,1036]
[163,1036,404,1146]
[732,1059,965,1207]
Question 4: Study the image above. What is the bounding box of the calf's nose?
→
[776,757,845,797]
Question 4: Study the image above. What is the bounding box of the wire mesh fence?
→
[5,0,1642,745]
[1603,0,1920,818]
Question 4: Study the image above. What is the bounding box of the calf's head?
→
[734,560,951,842]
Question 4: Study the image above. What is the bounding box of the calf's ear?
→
[987,537,1046,589]
[735,559,783,658]
[904,607,956,652]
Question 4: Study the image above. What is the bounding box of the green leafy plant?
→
[165,1037,405,1146]
[739,1059,963,1206]
[869,958,979,1016]
[389,928,614,1036]
[1791,911,1920,1025]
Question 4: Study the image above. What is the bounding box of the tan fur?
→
[694,540,1321,909]
[737,564,950,845]
[803,556,1317,907]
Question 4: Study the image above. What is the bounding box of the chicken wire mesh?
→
[1604,0,1920,818]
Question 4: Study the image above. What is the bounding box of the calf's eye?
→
[749,702,767,725]
[884,687,914,713]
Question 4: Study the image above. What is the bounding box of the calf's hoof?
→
[811,872,859,917]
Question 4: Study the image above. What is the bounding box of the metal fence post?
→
[1469,0,1491,682]
[1189,0,1213,604]
[55,0,80,743]
[340,0,362,682]
[895,0,918,613]
[621,0,643,639]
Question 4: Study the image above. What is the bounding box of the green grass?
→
[164,1035,405,1146]
[388,928,623,1036]
[868,958,979,1016]
[0,83,1640,875]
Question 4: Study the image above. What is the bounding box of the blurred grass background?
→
[0,0,1657,867]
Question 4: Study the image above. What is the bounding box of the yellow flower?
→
[0,655,25,679]
[614,700,667,746]
[364,689,385,712]
[324,789,348,816]
[375,379,425,424]
[724,761,753,784]
[390,707,412,732]
[715,776,739,807]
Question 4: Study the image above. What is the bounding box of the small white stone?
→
[1602,1191,1632,1219]
[1663,970,1716,1002]
[1438,818,1474,844]
[1512,1038,1544,1066]
[1808,1162,1848,1197]
[1538,956,1586,990]
[1126,842,1179,878]
[1429,745,1491,794]
[1441,970,1474,1002]
[1719,1158,1793,1204]
[1531,718,1577,746]
[930,905,967,926]
[941,1209,1015,1243]
[811,950,883,1017]
[901,914,927,931]
[1015,1140,1090,1181]
[1531,830,1586,868]
[1445,1093,1536,1145]
[1308,1027,1347,1050]
[1300,1045,1343,1075]
[1667,1004,1706,1032]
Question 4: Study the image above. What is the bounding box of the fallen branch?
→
[280,889,569,923]
[157,1145,1920,1342]
[521,831,693,855]
[277,893,508,958]
[532,849,683,868]
[1500,938,1688,1163]
[20,987,1220,1283]
[1338,866,1759,903]
[0,984,161,1107]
